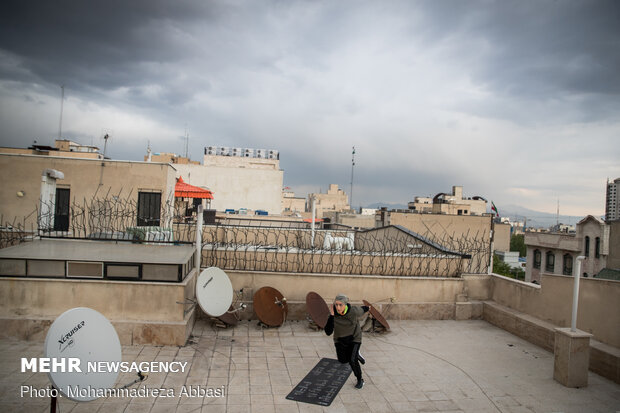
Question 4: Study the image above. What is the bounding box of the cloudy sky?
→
[1,0,618,216]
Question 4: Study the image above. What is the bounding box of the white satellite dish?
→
[196,267,233,317]
[44,307,121,402]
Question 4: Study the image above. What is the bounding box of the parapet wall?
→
[489,273,620,348]
[0,270,197,346]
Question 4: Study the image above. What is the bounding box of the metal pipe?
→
[195,204,203,271]
[311,196,316,248]
[571,256,585,332]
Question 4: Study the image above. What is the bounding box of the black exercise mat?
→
[286,357,352,406]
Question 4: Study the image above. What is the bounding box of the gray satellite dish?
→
[196,267,233,317]
[44,307,121,402]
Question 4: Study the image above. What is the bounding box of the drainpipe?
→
[571,256,585,332]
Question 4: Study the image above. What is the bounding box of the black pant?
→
[335,339,362,381]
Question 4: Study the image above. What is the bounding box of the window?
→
[54,188,70,231]
[137,192,161,226]
[595,237,600,258]
[584,236,590,256]
[545,251,555,272]
[533,249,541,269]
[563,254,573,275]
[457,209,463,215]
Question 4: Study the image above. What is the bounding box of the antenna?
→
[350,146,355,210]
[184,125,189,159]
[102,133,110,158]
[58,85,64,140]
[556,198,560,227]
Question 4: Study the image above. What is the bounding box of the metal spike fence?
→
[200,223,490,277]
[1,194,491,276]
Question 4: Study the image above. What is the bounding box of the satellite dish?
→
[306,291,330,329]
[44,307,121,402]
[196,267,233,317]
[217,305,239,326]
[362,299,390,331]
[253,286,288,327]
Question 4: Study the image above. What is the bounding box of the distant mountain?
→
[496,204,589,228]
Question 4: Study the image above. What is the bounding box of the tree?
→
[493,254,525,280]
[510,234,526,257]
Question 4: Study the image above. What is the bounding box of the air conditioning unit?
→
[255,149,266,158]
[267,150,279,159]
[243,148,254,157]
[232,147,242,156]
[205,147,217,155]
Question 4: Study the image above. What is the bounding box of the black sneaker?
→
[358,351,366,365]
[355,379,364,389]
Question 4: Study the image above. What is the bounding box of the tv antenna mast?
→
[103,133,110,158]
[350,146,355,210]
[184,125,189,158]
[58,85,64,139]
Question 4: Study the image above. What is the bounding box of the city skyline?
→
[1,1,619,216]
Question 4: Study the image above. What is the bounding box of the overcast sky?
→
[1,0,619,216]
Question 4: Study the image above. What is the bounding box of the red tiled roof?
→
[175,177,214,199]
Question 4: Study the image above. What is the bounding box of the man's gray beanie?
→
[335,293,349,304]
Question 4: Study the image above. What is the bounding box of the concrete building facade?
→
[524,215,611,282]
[307,184,351,218]
[0,153,176,232]
[408,186,488,216]
[281,190,306,214]
[606,177,620,221]
[0,139,103,160]
[171,152,284,215]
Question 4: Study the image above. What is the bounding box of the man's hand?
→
[329,305,334,316]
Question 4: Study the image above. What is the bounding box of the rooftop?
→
[2,319,618,412]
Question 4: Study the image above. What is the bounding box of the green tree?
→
[493,254,525,280]
[510,234,526,257]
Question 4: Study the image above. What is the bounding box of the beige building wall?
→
[385,212,492,242]
[608,221,620,269]
[322,211,376,229]
[490,274,620,348]
[0,144,102,160]
[308,184,350,218]
[174,159,284,215]
[493,222,511,252]
[146,152,200,165]
[408,197,433,213]
[282,192,306,213]
[381,212,492,273]
[409,186,487,216]
[0,271,197,345]
[0,154,176,230]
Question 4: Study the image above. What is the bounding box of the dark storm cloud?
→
[416,1,620,121]
[0,0,618,213]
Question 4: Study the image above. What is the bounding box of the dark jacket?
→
[325,304,369,343]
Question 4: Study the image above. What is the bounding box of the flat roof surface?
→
[1,319,618,412]
[0,239,194,264]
